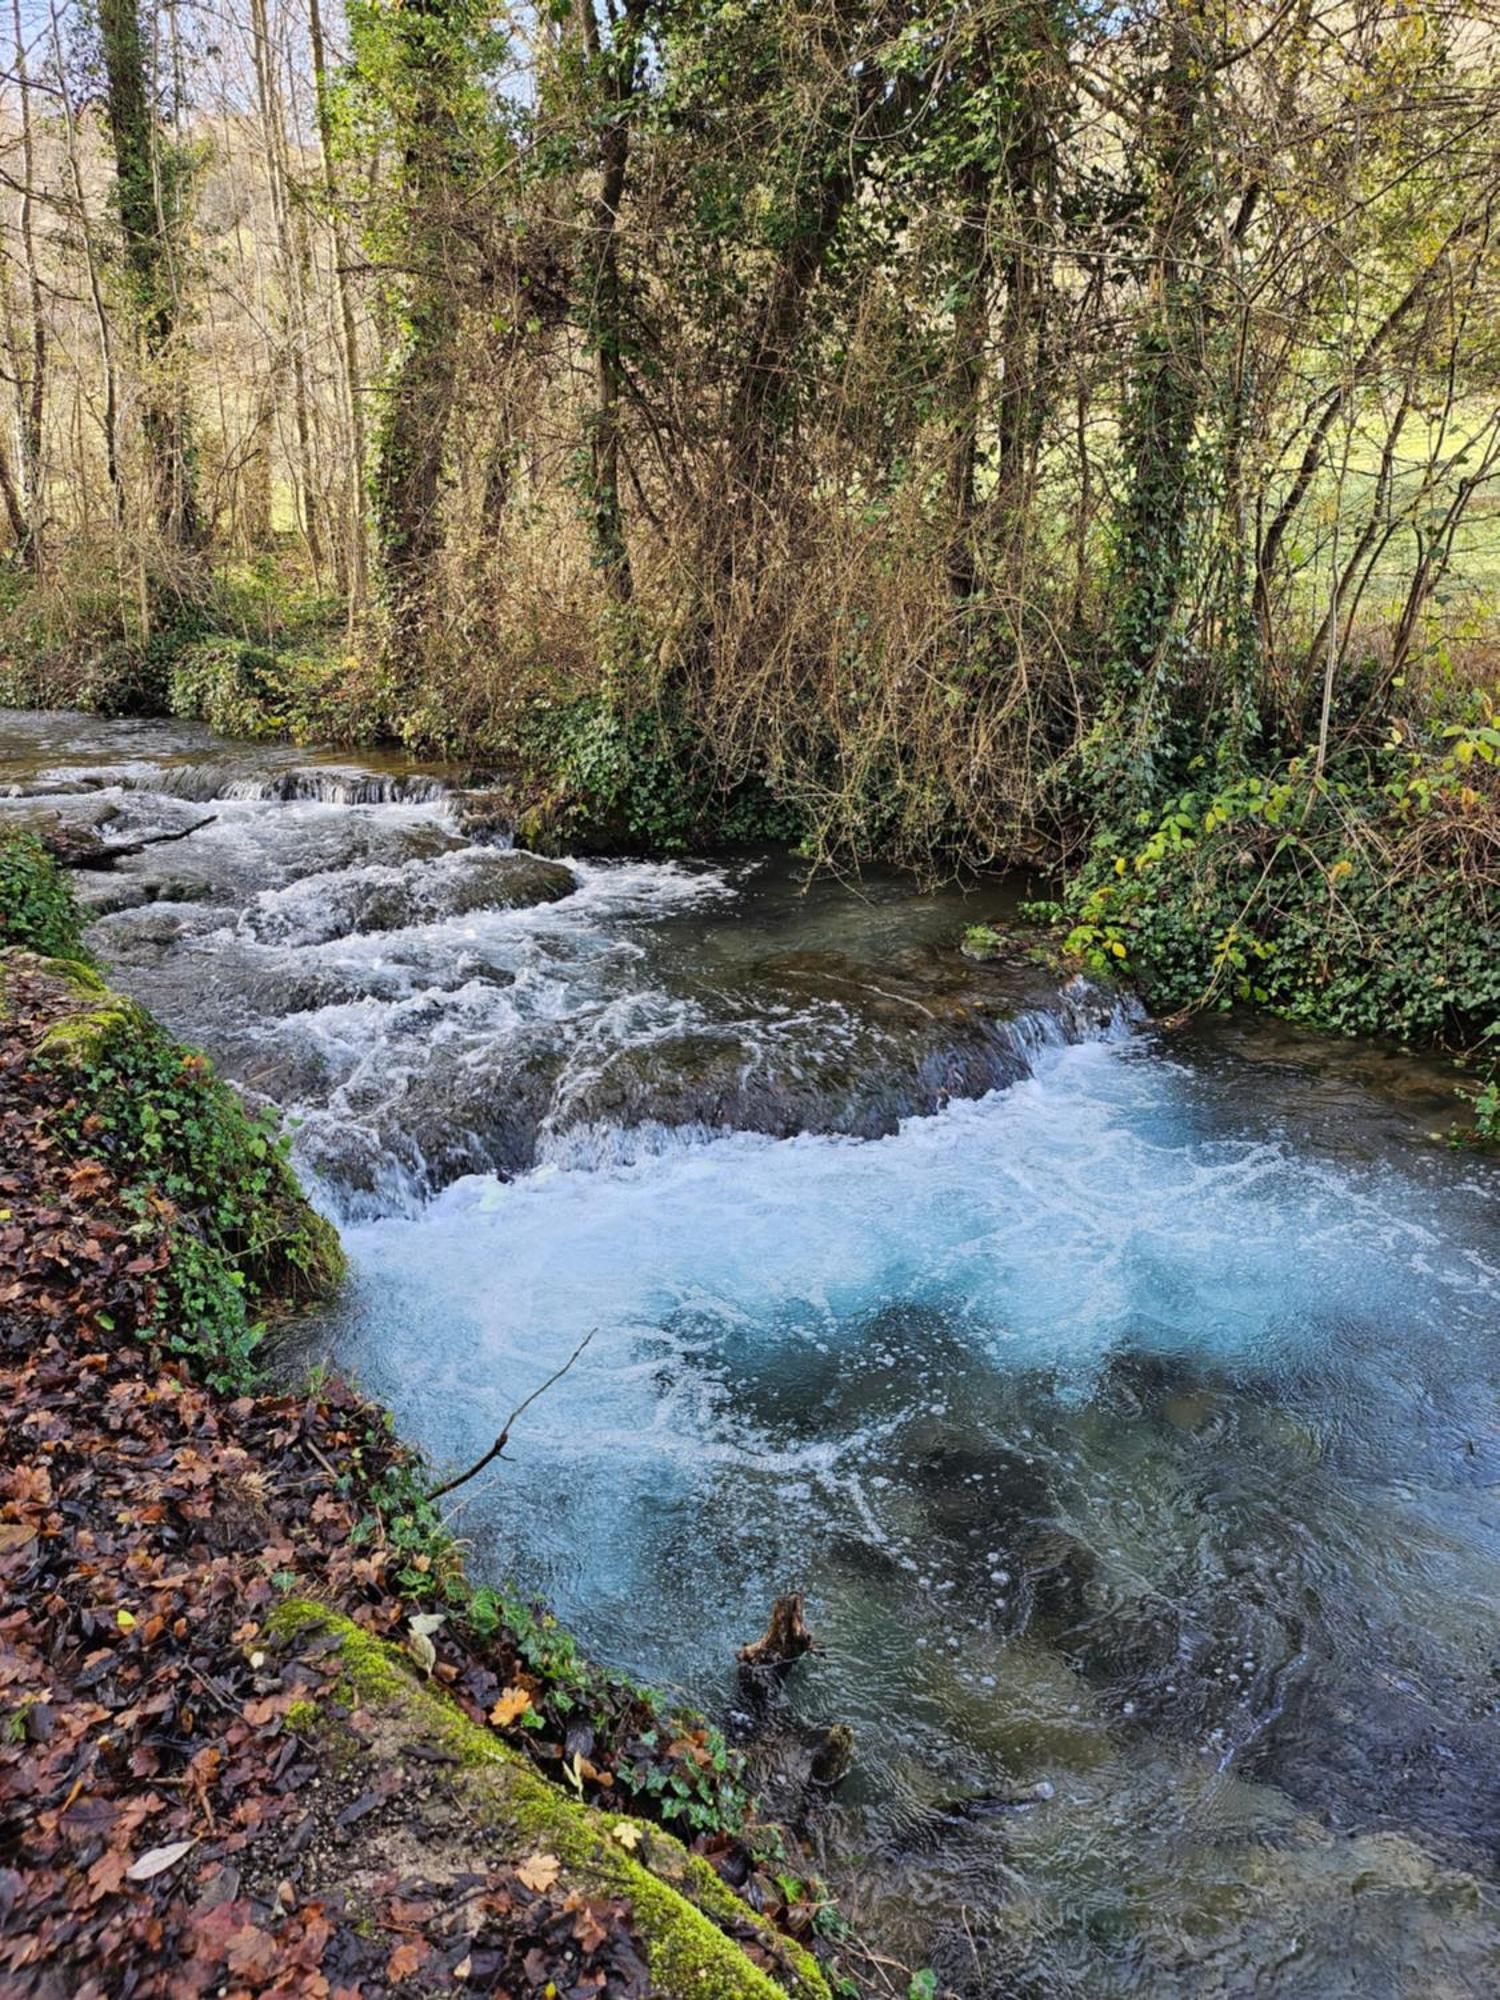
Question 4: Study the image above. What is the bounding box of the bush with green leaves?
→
[44,999,343,1384]
[519,689,805,853]
[1057,709,1500,1052]
[0,832,88,959]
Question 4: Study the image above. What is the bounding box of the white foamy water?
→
[316,1027,1500,1998]
[331,1034,1499,1467]
[11,711,1500,1991]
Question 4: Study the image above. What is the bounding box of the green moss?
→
[35,955,109,998]
[266,1601,831,2000]
[39,996,149,1063]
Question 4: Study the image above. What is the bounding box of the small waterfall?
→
[11,710,1500,1987]
[143,765,454,806]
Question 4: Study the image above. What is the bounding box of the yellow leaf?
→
[489,1685,533,1728]
[116,1608,137,1632]
[610,1820,645,1851]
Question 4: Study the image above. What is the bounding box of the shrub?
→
[0,833,88,958]
[43,996,343,1383]
[1058,703,1500,1051]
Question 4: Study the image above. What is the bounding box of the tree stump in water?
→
[737,1593,816,1674]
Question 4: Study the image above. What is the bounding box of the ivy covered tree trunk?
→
[98,0,199,550]
[355,0,487,673]
[1106,2,1212,787]
[723,8,919,558]
[575,0,647,605]
[370,296,459,661]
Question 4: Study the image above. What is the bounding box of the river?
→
[5,709,1500,1997]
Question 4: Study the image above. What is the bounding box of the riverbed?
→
[5,709,1499,1997]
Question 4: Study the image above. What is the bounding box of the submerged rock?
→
[245,849,576,945]
[545,949,1122,1148]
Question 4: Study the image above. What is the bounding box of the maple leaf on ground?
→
[516,1853,562,1894]
[86,1850,129,1901]
[224,1922,279,1979]
[386,1936,429,1981]
[489,1686,532,1728]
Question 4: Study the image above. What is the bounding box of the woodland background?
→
[0,0,1496,1059]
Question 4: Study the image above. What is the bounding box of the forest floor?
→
[0,956,833,2000]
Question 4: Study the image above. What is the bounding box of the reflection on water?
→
[323,1039,1500,1995]
[4,710,1499,1996]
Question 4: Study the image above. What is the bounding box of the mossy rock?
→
[266,1600,832,2000]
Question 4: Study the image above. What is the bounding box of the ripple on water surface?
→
[6,712,1500,1995]
[323,1035,1500,1997]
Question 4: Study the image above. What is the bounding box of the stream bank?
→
[0,937,838,1999]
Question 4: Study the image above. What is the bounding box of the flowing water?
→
[6,710,1500,1996]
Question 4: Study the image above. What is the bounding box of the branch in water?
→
[61,813,219,870]
[426,1329,596,1502]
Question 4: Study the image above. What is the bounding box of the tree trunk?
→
[250,0,324,578]
[1106,1,1213,788]
[10,0,46,566]
[308,0,369,610]
[98,0,199,549]
[51,0,123,524]
[576,0,646,603]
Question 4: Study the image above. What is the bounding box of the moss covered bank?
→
[0,834,838,1998]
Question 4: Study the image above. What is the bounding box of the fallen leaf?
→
[126,1838,198,1883]
[516,1852,562,1893]
[87,1849,129,1899]
[386,1937,429,1981]
[225,1923,278,1979]
[609,1820,644,1852]
[489,1685,532,1728]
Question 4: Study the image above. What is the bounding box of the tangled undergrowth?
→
[1049,697,1500,1075]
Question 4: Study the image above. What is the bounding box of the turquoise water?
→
[326,1034,1500,1996]
[7,710,1499,1995]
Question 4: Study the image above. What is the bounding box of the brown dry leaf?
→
[516,1852,562,1893]
[224,1922,279,1979]
[86,1849,129,1900]
[386,1937,429,1982]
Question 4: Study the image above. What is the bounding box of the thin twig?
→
[426,1330,596,1503]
